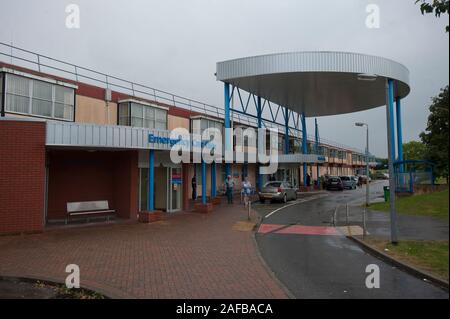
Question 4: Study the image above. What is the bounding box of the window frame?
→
[2,73,75,122]
[118,100,168,130]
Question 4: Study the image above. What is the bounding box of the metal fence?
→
[0,41,368,155]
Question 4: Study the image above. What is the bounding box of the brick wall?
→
[47,150,138,221]
[0,120,46,234]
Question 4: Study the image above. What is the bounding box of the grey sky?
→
[1,0,448,157]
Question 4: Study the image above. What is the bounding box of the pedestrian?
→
[242,177,252,206]
[306,174,311,187]
[191,175,197,200]
[225,175,235,204]
[358,175,363,188]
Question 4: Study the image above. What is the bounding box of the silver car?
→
[259,181,297,203]
[340,176,357,189]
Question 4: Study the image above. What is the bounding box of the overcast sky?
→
[1,0,448,157]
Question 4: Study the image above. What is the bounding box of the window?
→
[118,101,167,130]
[3,73,74,121]
[0,73,3,111]
[191,118,223,139]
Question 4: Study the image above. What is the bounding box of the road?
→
[254,182,449,299]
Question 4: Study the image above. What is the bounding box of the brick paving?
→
[0,202,288,299]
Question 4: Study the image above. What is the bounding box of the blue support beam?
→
[315,118,320,186]
[386,78,398,243]
[224,83,231,178]
[211,161,216,198]
[201,159,207,204]
[284,108,290,155]
[388,81,396,160]
[257,96,263,190]
[301,113,308,186]
[147,149,155,211]
[396,97,404,169]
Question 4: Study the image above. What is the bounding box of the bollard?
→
[362,208,367,239]
[346,204,349,225]
[333,206,339,226]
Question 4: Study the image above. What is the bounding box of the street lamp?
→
[355,122,370,207]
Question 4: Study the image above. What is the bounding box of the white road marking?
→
[264,194,328,219]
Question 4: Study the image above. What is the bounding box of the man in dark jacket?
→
[192,175,197,200]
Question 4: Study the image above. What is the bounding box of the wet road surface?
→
[254,182,449,299]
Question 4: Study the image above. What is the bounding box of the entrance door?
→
[167,167,182,212]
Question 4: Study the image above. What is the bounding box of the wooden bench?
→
[66,200,115,224]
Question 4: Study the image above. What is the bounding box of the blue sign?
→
[148,133,216,149]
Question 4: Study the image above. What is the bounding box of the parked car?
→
[359,175,371,184]
[339,176,357,189]
[326,176,344,191]
[259,181,297,203]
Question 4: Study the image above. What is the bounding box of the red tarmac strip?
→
[258,224,341,236]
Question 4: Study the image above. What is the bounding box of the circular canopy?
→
[216,52,410,117]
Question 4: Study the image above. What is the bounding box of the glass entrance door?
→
[168,167,182,212]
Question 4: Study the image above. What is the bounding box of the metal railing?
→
[0,41,368,156]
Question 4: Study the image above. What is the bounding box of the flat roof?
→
[216,51,410,117]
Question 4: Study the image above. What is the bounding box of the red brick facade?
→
[0,120,46,234]
[47,150,138,221]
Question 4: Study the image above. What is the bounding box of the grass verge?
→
[369,189,449,219]
[365,239,449,281]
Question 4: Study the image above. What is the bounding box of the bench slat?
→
[67,200,110,213]
[69,210,115,216]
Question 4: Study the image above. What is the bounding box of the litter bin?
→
[383,186,390,202]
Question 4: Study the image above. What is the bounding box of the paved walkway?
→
[0,202,287,299]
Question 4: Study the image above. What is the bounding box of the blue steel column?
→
[386,79,398,243]
[315,118,320,187]
[257,96,263,190]
[224,83,231,178]
[396,97,404,165]
[211,161,216,198]
[284,108,290,154]
[147,149,155,211]
[301,113,308,186]
[201,159,207,204]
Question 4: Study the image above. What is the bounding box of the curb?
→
[0,274,134,299]
[348,236,449,292]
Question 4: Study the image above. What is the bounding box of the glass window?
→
[5,74,30,114]
[4,73,74,121]
[54,86,74,120]
[32,80,52,117]
[0,73,3,110]
[120,101,167,130]
[118,102,130,126]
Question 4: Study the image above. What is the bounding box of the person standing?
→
[306,173,311,187]
[225,175,235,204]
[242,177,252,206]
[191,175,197,200]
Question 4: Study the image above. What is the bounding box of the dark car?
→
[326,176,344,191]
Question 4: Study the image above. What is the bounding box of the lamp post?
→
[356,122,370,207]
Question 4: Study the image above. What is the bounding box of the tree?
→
[415,0,450,32]
[420,86,449,182]
[403,141,427,161]
[375,158,388,170]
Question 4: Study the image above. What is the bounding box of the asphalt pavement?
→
[254,181,449,299]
